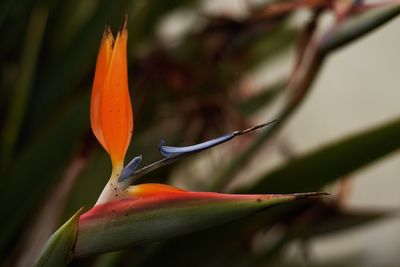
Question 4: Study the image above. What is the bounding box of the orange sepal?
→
[90,26,114,152]
[90,20,133,168]
[101,22,133,167]
[127,183,186,197]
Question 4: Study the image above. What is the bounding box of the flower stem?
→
[95,163,124,205]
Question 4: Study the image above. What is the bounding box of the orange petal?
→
[127,183,186,197]
[90,26,114,152]
[101,21,133,166]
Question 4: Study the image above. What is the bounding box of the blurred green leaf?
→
[0,0,36,59]
[0,94,89,255]
[1,5,48,169]
[244,117,400,194]
[251,206,390,266]
[321,3,400,54]
[294,207,388,238]
[92,251,126,267]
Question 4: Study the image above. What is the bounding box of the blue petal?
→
[118,155,142,182]
[127,120,277,183]
[159,133,234,158]
[159,120,277,158]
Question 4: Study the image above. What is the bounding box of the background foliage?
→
[0,0,399,266]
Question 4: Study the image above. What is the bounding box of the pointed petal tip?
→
[101,24,114,43]
[122,14,128,31]
[106,25,113,38]
[116,15,128,38]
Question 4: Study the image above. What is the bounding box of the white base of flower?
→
[95,164,127,205]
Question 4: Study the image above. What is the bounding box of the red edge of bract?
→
[79,192,289,222]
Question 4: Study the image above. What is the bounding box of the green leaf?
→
[0,94,89,254]
[35,208,82,267]
[73,191,324,258]
[92,251,126,267]
[248,205,389,265]
[1,5,48,169]
[243,117,400,194]
[292,207,387,238]
[320,3,400,54]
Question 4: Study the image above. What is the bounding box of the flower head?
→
[90,19,277,206]
[90,19,133,170]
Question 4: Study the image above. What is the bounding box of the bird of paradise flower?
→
[35,18,326,266]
